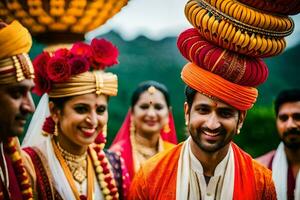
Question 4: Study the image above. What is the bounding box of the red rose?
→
[79,195,87,200]
[42,117,55,134]
[47,57,71,82]
[54,48,72,59]
[94,132,106,144]
[68,56,90,75]
[90,38,119,69]
[33,72,52,96]
[33,52,51,78]
[70,42,92,59]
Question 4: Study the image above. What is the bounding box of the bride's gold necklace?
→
[57,142,87,185]
[53,139,94,200]
[53,139,119,200]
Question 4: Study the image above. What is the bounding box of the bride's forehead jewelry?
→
[147,86,156,95]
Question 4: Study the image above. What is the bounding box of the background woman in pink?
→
[110,80,177,181]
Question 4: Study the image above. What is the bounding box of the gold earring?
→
[130,119,135,135]
[237,129,240,135]
[102,124,107,137]
[54,121,58,136]
[163,124,170,134]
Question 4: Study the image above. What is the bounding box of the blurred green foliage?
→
[234,106,280,157]
[24,31,299,158]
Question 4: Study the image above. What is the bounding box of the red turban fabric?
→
[237,0,300,15]
[177,28,269,87]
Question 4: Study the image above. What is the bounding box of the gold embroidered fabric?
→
[0,53,34,84]
[49,71,118,98]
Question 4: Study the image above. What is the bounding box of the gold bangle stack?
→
[185,0,293,57]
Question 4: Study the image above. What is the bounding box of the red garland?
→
[93,132,130,198]
[3,137,33,200]
[33,38,119,96]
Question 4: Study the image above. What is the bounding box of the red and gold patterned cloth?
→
[178,28,269,87]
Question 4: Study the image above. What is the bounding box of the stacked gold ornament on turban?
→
[0,0,130,44]
[0,21,34,84]
[184,0,294,57]
[179,0,297,110]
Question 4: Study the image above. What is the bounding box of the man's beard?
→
[281,128,300,150]
[190,126,229,153]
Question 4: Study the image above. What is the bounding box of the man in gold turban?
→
[0,21,35,199]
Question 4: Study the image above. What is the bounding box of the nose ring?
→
[86,117,91,123]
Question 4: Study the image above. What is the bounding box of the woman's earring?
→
[237,129,240,135]
[163,124,170,134]
[130,119,135,135]
[102,124,107,137]
[54,121,58,136]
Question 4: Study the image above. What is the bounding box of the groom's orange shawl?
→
[129,142,276,200]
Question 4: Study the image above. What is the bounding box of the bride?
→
[22,38,129,200]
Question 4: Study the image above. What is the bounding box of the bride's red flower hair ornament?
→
[32,38,119,96]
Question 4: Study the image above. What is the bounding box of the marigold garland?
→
[89,144,119,200]
[2,137,33,200]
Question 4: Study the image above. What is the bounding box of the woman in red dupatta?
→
[110,81,177,181]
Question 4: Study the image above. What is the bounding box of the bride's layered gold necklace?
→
[56,142,89,195]
[52,140,93,200]
[52,139,119,200]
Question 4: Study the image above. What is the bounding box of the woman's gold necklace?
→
[57,142,87,193]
